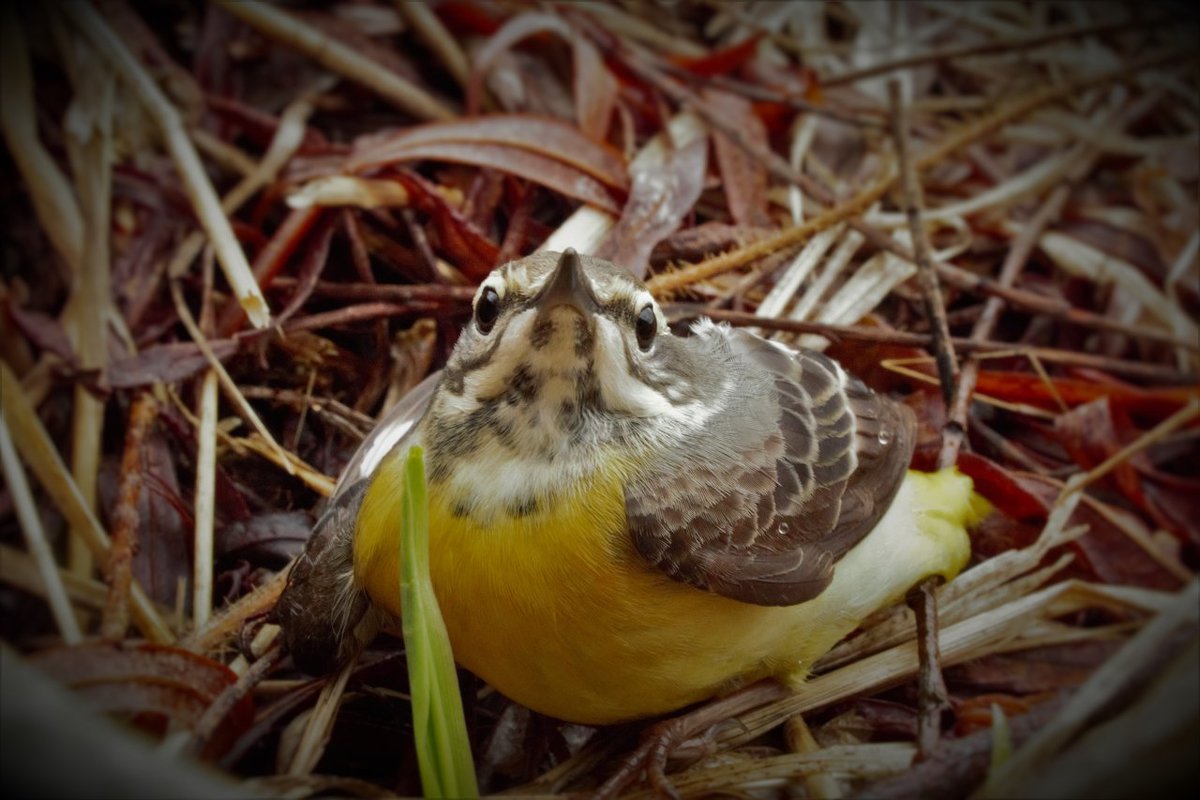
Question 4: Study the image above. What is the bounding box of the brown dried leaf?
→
[1134,433,1200,546]
[704,88,771,228]
[98,430,191,606]
[595,136,707,277]
[31,641,252,758]
[219,510,312,565]
[1054,396,1196,541]
[948,640,1124,697]
[1014,472,1185,590]
[4,303,77,365]
[108,341,238,388]
[348,115,628,209]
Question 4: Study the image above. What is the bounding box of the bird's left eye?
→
[635,305,656,350]
[475,287,501,334]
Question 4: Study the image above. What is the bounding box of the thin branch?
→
[668,307,1199,385]
[823,15,1171,87]
[0,414,83,644]
[57,21,117,578]
[647,166,896,295]
[169,279,295,476]
[183,569,288,655]
[889,80,958,416]
[101,391,157,641]
[0,8,84,273]
[239,385,374,440]
[941,180,1075,466]
[288,657,357,776]
[908,580,951,759]
[191,370,219,631]
[189,640,285,756]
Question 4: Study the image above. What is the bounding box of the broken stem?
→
[100,392,158,641]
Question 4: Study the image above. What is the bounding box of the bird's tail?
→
[905,466,990,583]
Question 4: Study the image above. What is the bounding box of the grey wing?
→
[333,370,440,496]
[272,480,376,674]
[273,373,437,673]
[626,329,915,606]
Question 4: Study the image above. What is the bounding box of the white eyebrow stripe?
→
[592,319,720,430]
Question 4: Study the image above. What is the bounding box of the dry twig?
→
[100,392,158,641]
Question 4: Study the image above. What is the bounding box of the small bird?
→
[275,249,984,729]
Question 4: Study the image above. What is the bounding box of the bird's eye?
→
[475,287,500,334]
[635,305,657,350]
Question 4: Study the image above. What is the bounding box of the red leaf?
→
[595,136,707,278]
[752,100,796,138]
[901,389,946,472]
[1056,397,1143,495]
[1143,480,1200,547]
[969,508,1043,560]
[274,217,336,325]
[435,0,504,36]
[953,693,1045,737]
[704,89,771,227]
[495,180,536,264]
[32,642,252,759]
[395,171,499,279]
[348,115,628,211]
[973,370,1199,420]
[670,35,763,77]
[1057,397,1198,543]
[351,116,628,185]
[571,33,618,141]
[957,451,1050,522]
[1012,472,1185,589]
[1137,435,1200,546]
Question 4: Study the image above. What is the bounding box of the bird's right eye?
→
[475,287,501,334]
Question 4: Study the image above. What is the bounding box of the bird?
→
[274,248,985,732]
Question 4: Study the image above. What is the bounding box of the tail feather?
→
[906,467,989,583]
[272,480,377,674]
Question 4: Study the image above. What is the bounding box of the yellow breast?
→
[353,451,977,724]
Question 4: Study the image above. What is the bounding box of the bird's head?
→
[422,250,721,509]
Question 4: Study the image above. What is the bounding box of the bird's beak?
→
[536,249,598,315]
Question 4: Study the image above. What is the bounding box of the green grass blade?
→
[399,445,478,798]
[984,701,1013,793]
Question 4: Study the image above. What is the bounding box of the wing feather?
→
[626,328,914,606]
